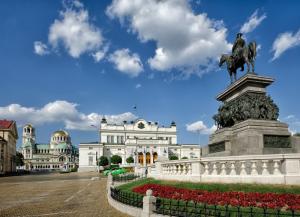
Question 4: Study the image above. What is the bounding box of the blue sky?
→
[1,0,300,148]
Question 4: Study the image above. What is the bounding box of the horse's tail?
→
[248,41,257,60]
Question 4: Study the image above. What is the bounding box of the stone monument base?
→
[202,119,300,157]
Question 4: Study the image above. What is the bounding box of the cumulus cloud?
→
[106,0,231,76]
[0,101,137,131]
[186,120,217,135]
[271,29,300,61]
[34,1,106,60]
[34,41,49,55]
[48,1,103,58]
[240,9,266,34]
[109,48,143,77]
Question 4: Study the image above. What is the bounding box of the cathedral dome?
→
[52,130,68,137]
[51,130,70,144]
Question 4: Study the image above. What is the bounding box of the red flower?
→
[132,184,300,211]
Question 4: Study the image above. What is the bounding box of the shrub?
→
[70,167,78,172]
[15,152,24,166]
[126,156,134,164]
[98,156,109,166]
[111,155,122,164]
[181,157,188,159]
[169,155,178,160]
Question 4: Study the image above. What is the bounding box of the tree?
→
[169,155,178,160]
[111,155,122,164]
[15,152,24,166]
[98,156,109,166]
[126,156,134,164]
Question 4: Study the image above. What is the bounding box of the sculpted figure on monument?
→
[213,93,279,129]
[219,33,257,83]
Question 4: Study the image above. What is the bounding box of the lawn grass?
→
[118,178,300,194]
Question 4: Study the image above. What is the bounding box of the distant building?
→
[79,118,200,172]
[21,124,78,171]
[0,120,18,174]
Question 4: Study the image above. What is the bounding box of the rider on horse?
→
[232,33,246,71]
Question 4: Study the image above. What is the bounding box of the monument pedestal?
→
[204,73,300,157]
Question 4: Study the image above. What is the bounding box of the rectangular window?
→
[88,156,93,166]
[111,136,114,143]
[89,147,93,150]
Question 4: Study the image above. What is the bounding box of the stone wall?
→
[148,153,300,185]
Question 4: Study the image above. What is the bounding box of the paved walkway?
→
[0,172,129,217]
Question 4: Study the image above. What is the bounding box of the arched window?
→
[138,152,144,165]
[146,152,151,164]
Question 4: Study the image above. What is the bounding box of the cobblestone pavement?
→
[0,172,129,217]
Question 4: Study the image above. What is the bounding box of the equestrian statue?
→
[219,33,257,83]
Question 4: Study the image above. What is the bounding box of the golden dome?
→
[52,130,68,137]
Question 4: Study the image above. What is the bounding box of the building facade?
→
[0,120,18,174]
[21,124,78,171]
[79,118,200,172]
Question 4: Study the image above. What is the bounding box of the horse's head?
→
[219,54,227,67]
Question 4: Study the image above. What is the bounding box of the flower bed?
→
[133,184,300,210]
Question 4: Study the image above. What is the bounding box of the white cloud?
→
[91,45,109,62]
[106,0,231,77]
[92,51,105,62]
[34,41,49,56]
[271,29,300,61]
[186,120,217,135]
[240,9,266,34]
[135,83,142,89]
[109,48,143,77]
[49,3,103,58]
[284,114,295,120]
[0,101,137,131]
[34,1,106,60]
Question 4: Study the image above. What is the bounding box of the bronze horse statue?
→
[219,41,257,83]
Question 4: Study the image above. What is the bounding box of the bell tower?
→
[22,124,35,145]
[22,124,36,161]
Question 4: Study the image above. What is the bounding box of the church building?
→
[79,118,200,172]
[21,124,78,171]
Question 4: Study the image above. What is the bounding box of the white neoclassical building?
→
[79,118,201,172]
[21,124,78,171]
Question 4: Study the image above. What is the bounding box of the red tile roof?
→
[0,120,14,129]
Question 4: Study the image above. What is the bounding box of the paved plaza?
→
[0,172,128,217]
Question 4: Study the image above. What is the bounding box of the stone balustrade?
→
[148,153,300,185]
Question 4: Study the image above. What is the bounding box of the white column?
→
[261,160,269,175]
[143,153,146,167]
[273,160,282,175]
[150,153,153,165]
[203,162,209,175]
[184,164,188,174]
[220,162,226,175]
[229,161,236,175]
[250,160,258,175]
[211,162,218,175]
[240,161,247,175]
